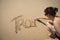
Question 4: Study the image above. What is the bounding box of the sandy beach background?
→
[0,0,60,40]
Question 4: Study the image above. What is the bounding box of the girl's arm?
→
[54,19,60,35]
[35,17,49,20]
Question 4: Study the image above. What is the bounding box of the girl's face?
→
[46,14,52,20]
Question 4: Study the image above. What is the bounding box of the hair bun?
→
[54,7,58,12]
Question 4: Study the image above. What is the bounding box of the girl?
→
[35,7,60,40]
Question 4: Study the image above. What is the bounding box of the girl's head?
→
[44,7,58,20]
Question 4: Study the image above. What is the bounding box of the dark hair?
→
[44,7,58,17]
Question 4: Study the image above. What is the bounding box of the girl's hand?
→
[34,17,40,21]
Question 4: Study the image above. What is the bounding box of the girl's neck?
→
[51,16,55,21]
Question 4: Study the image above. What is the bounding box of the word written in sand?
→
[11,15,37,33]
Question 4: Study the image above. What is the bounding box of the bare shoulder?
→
[54,16,60,23]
